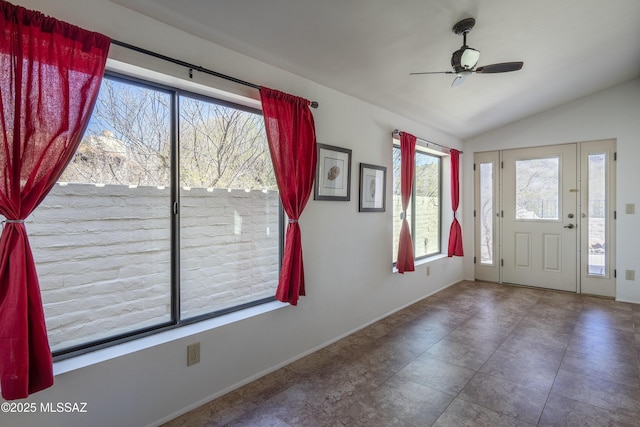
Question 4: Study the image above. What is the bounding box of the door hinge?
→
[501,259,504,267]
[614,152,617,161]
[614,269,617,278]
[473,163,476,171]
[474,210,476,217]
[474,256,477,264]
[614,210,617,220]
[501,161,504,169]
[501,210,504,218]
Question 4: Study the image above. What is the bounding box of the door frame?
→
[473,140,616,297]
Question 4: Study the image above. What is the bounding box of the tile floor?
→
[162,281,640,426]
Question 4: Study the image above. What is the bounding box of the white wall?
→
[2,1,464,426]
[462,78,640,304]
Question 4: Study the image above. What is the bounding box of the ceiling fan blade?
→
[451,75,466,87]
[475,62,523,73]
[409,71,454,75]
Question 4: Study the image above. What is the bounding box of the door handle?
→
[563,224,575,229]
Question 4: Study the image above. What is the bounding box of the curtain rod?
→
[110,39,319,109]
[392,129,462,154]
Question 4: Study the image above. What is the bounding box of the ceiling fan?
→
[410,18,523,87]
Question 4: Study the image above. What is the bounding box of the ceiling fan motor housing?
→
[451,46,480,73]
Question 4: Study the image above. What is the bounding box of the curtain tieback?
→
[288,219,299,224]
[1,219,25,230]
[400,211,406,220]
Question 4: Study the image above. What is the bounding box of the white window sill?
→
[392,253,449,274]
[53,300,289,376]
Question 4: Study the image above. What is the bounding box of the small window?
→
[515,157,560,220]
[587,153,607,276]
[392,144,442,264]
[479,162,495,265]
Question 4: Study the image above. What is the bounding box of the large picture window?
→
[28,73,280,356]
[392,145,442,263]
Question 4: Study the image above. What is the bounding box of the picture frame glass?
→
[315,144,351,201]
[363,169,383,208]
[359,163,386,212]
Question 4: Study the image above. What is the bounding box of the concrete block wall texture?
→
[24,183,280,351]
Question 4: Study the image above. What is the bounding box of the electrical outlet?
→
[187,342,200,366]
[625,270,635,281]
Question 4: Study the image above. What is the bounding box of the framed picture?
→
[359,163,386,212]
[314,143,352,201]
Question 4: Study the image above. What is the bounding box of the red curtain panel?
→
[0,0,109,400]
[396,133,416,273]
[448,149,464,257]
[260,88,317,306]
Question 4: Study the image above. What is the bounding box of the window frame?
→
[51,70,282,360]
[392,143,443,265]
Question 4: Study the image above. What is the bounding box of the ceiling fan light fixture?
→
[460,47,480,69]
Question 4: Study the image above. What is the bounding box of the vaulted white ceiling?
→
[112,0,640,139]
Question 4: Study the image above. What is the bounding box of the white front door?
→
[501,144,578,292]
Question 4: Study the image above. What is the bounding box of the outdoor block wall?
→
[392,194,441,260]
[22,183,280,351]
